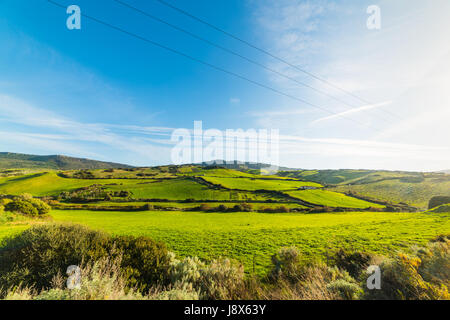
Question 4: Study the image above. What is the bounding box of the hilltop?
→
[0,152,132,170]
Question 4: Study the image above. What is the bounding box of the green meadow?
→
[286,189,384,209]
[102,178,272,201]
[201,176,322,191]
[43,209,448,274]
[0,172,138,196]
[0,165,449,276]
[332,177,450,209]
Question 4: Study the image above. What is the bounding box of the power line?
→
[155,0,402,120]
[46,0,382,132]
[112,0,395,125]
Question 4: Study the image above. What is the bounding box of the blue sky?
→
[0,0,449,170]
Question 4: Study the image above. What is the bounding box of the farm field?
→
[286,189,384,209]
[201,176,322,191]
[29,209,447,274]
[102,178,272,201]
[0,172,140,196]
[0,162,449,300]
[0,164,448,275]
[332,178,450,209]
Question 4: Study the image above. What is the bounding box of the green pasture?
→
[102,178,272,201]
[0,172,139,196]
[202,176,322,191]
[332,178,450,209]
[286,189,384,208]
[37,209,450,274]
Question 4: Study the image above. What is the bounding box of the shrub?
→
[428,196,450,210]
[364,253,449,300]
[4,200,38,216]
[0,224,110,291]
[151,287,199,300]
[4,256,146,300]
[276,206,290,213]
[28,198,51,215]
[263,263,343,300]
[17,193,33,201]
[3,196,50,216]
[199,258,245,300]
[416,238,449,286]
[0,224,170,294]
[198,204,210,211]
[167,253,245,300]
[331,249,373,279]
[143,203,154,211]
[232,205,244,212]
[112,235,170,291]
[217,205,228,212]
[270,247,302,281]
[326,279,363,300]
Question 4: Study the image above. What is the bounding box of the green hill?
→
[0,152,131,170]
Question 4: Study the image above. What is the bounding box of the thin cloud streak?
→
[310,101,393,125]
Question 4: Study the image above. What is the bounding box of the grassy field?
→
[201,176,322,191]
[1,165,448,276]
[103,178,272,201]
[332,178,450,209]
[18,209,442,274]
[0,173,274,201]
[286,189,384,209]
[0,172,139,196]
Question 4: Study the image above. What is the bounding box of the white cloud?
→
[249,0,450,170]
[0,94,173,166]
[311,101,393,125]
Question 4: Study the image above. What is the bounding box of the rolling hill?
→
[0,152,132,170]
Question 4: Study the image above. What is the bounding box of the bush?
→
[428,196,450,210]
[416,238,449,286]
[112,235,170,290]
[260,206,290,213]
[0,224,110,291]
[4,200,38,216]
[3,256,146,300]
[142,203,154,211]
[3,196,50,216]
[198,204,210,211]
[217,205,227,212]
[167,253,245,300]
[326,279,363,300]
[28,198,51,215]
[263,263,356,300]
[270,247,302,281]
[0,224,170,294]
[331,249,373,279]
[232,204,244,212]
[364,253,449,300]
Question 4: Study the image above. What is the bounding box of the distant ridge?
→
[197,160,296,172]
[0,152,132,170]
